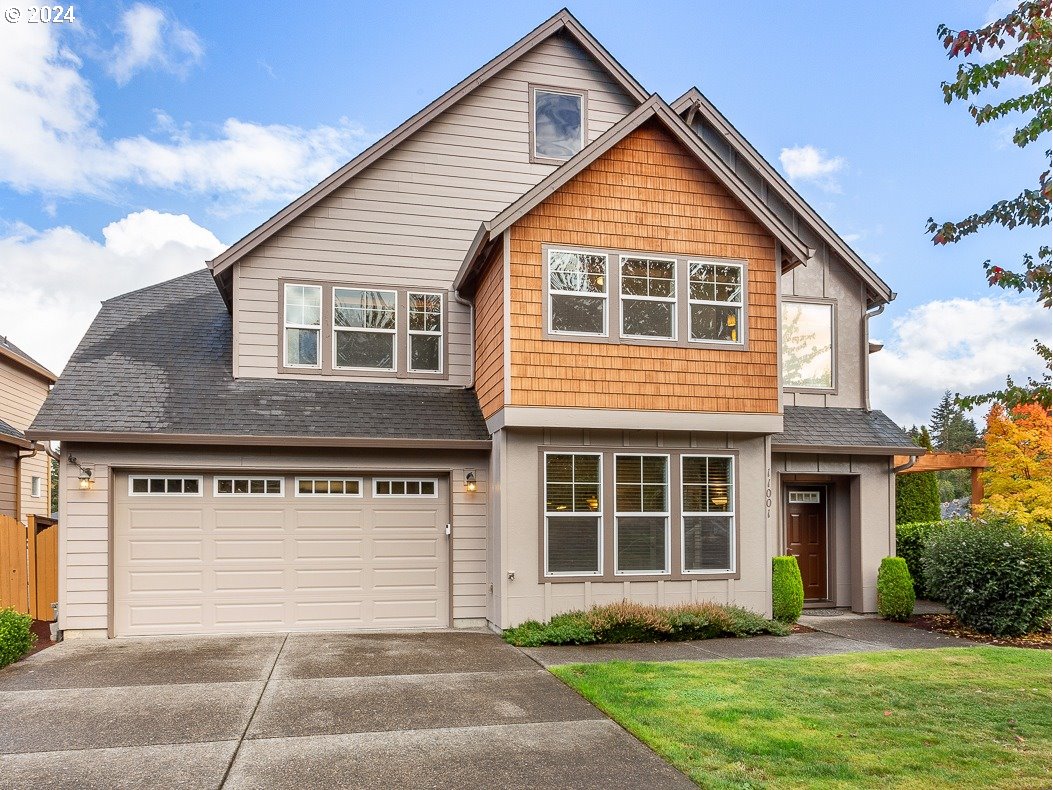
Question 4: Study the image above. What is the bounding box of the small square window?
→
[533,88,584,160]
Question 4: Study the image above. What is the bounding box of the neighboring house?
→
[0,336,57,524]
[30,10,918,639]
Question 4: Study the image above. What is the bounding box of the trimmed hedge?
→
[0,608,35,668]
[772,555,804,623]
[896,520,948,599]
[923,516,1052,636]
[896,471,941,524]
[877,557,915,621]
[502,601,790,647]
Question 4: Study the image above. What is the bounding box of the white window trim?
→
[614,454,671,576]
[618,254,678,341]
[30,476,42,498]
[687,259,745,346]
[128,475,204,497]
[680,454,736,575]
[332,287,398,372]
[406,290,444,374]
[283,283,323,369]
[532,87,586,162]
[293,477,364,497]
[213,477,285,497]
[372,477,440,498]
[543,451,604,578]
[547,248,609,338]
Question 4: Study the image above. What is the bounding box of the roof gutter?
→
[27,431,492,451]
[772,443,926,457]
[891,454,919,473]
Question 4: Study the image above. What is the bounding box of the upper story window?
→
[408,292,443,373]
[531,87,585,162]
[334,288,397,371]
[284,284,322,368]
[782,300,835,389]
[689,261,743,344]
[548,249,608,336]
[620,256,677,340]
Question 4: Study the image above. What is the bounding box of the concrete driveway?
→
[0,631,693,789]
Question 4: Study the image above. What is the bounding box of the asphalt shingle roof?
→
[30,269,490,443]
[776,406,916,451]
[0,417,25,442]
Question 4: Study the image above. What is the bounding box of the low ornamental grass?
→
[502,600,790,647]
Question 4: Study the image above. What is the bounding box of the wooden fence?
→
[0,514,58,621]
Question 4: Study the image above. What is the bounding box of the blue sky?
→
[0,0,1048,427]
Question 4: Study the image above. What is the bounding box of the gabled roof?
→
[454,94,815,293]
[206,8,648,292]
[0,335,57,383]
[671,87,893,305]
[774,406,918,454]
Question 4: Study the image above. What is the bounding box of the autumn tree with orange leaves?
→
[979,403,1052,532]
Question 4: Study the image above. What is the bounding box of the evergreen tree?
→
[896,427,942,523]
[929,391,980,452]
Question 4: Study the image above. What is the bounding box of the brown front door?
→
[785,488,827,600]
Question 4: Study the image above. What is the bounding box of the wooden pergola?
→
[893,450,988,516]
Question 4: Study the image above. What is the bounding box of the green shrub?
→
[501,601,788,646]
[772,556,804,623]
[896,473,941,524]
[877,557,916,621]
[0,608,35,668]
[923,516,1052,636]
[896,520,948,599]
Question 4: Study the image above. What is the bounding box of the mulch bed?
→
[26,619,55,657]
[791,623,816,634]
[906,613,1051,650]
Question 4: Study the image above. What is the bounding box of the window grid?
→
[333,288,398,371]
[129,476,203,496]
[407,291,443,373]
[372,478,438,497]
[283,283,322,368]
[688,261,743,345]
[214,477,284,497]
[681,455,736,574]
[614,454,670,575]
[295,478,363,497]
[619,256,677,340]
[547,249,609,337]
[544,452,603,577]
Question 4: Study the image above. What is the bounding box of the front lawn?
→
[552,648,1051,789]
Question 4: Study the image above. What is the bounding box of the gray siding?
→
[234,33,638,383]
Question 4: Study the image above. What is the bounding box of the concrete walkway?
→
[520,611,976,666]
[0,631,693,789]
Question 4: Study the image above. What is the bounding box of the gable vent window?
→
[373,478,438,497]
[130,476,203,496]
[689,261,743,344]
[334,288,397,371]
[620,256,677,339]
[407,292,443,373]
[532,88,584,161]
[284,284,322,368]
[548,249,608,336]
[215,477,284,496]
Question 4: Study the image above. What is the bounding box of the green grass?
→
[552,648,1052,789]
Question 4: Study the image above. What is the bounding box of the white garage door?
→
[113,472,450,636]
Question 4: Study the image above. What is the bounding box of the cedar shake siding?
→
[506,122,779,413]
[474,245,506,419]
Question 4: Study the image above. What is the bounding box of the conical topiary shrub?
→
[877,556,915,621]
[772,556,804,623]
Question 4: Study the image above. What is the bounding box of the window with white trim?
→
[532,88,584,160]
[30,476,42,498]
[544,453,602,576]
[781,301,834,389]
[614,455,669,574]
[407,292,443,373]
[373,478,438,497]
[548,249,608,336]
[130,476,203,496]
[688,261,743,343]
[284,284,322,367]
[215,477,284,496]
[620,255,676,339]
[681,455,735,573]
[334,288,397,370]
[295,478,362,496]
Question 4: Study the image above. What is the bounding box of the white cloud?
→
[108,3,203,85]
[0,211,226,374]
[0,22,374,210]
[870,296,1049,428]
[779,145,846,192]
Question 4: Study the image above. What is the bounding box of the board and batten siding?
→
[505,122,780,413]
[0,357,52,522]
[233,32,639,383]
[58,444,490,637]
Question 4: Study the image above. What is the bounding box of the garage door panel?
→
[374,509,442,529]
[295,509,364,529]
[293,600,364,625]
[373,538,440,558]
[129,509,203,530]
[214,569,286,593]
[127,604,204,628]
[215,509,286,530]
[294,568,365,591]
[128,540,203,561]
[214,538,285,560]
[372,566,440,589]
[294,538,363,560]
[128,570,204,593]
[373,598,442,623]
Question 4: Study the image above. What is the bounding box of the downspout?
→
[452,292,475,389]
[863,302,885,412]
[891,455,917,474]
[14,444,39,524]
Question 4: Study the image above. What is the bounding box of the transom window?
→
[408,292,443,373]
[544,453,602,576]
[681,456,735,573]
[548,249,608,336]
[129,476,203,496]
[284,284,322,367]
[373,478,438,497]
[296,478,363,497]
[532,88,584,161]
[615,455,670,574]
[620,256,677,339]
[215,477,284,496]
[689,261,743,343]
[782,301,835,389]
[334,288,397,370]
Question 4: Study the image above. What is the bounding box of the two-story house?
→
[30,10,917,639]
[1,336,56,525]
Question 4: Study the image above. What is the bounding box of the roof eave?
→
[25,430,492,450]
[771,443,924,456]
[0,345,58,383]
[0,433,34,450]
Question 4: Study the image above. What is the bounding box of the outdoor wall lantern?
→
[69,454,95,491]
[464,470,477,493]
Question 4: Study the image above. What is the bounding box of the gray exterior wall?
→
[233,33,638,384]
[0,358,51,522]
[58,443,489,637]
